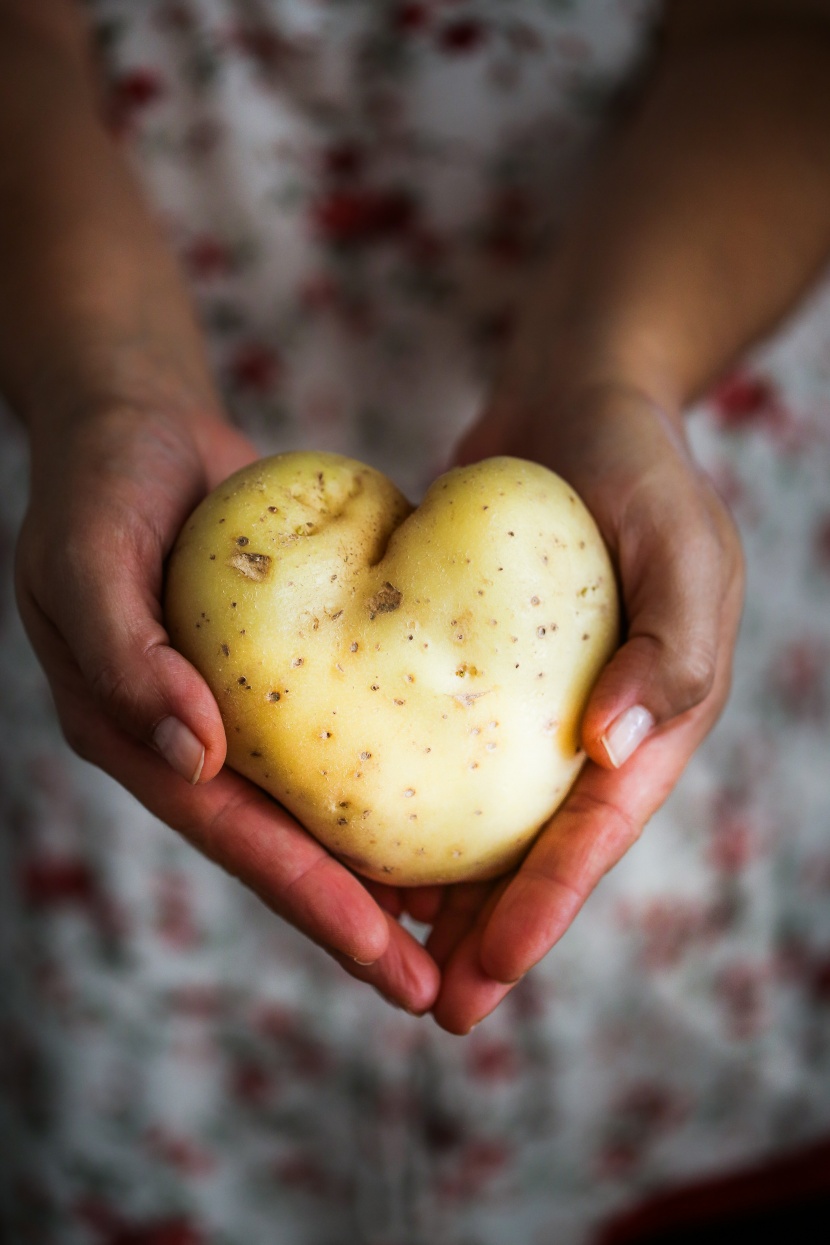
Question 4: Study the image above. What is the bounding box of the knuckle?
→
[88,660,129,712]
[672,644,717,711]
[86,639,166,731]
[87,659,144,728]
[565,788,641,850]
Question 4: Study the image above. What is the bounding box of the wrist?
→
[484,303,689,468]
[23,325,225,452]
[485,231,693,439]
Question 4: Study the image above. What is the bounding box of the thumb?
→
[581,479,744,770]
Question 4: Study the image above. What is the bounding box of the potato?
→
[164,452,618,885]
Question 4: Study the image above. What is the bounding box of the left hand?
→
[396,378,743,1034]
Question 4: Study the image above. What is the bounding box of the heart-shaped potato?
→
[164,452,618,885]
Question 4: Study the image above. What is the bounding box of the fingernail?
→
[153,716,206,784]
[352,957,377,967]
[601,704,655,768]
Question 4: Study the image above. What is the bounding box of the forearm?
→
[512,7,830,422]
[0,3,219,433]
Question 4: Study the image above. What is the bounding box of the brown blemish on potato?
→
[403,788,415,798]
[368,581,403,618]
[228,550,272,581]
[453,690,490,708]
[236,536,249,546]
[221,644,230,657]
[267,691,281,702]
[359,751,371,760]
[237,676,247,685]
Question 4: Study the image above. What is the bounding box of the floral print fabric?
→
[3,2,830,1242]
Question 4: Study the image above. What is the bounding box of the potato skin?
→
[164,452,619,885]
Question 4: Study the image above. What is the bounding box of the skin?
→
[3,0,830,1032]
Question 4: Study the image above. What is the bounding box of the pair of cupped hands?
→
[15,327,743,1036]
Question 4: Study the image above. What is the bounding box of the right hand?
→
[15,393,440,1014]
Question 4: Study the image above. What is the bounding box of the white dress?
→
[3,2,830,1242]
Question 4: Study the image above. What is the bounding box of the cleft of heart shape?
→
[165,451,619,884]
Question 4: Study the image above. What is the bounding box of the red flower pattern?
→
[23,857,96,907]
[109,68,166,135]
[437,18,489,54]
[711,370,782,431]
[183,235,235,279]
[228,342,282,394]
[393,3,431,35]
[768,636,830,723]
[312,188,416,246]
